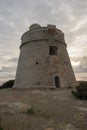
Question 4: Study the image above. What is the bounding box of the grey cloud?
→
[8,57,18,63]
[71,23,87,37]
[0,56,18,75]
[65,0,87,18]
[0,65,16,85]
[0,66,16,73]
[0,0,87,81]
[72,57,87,73]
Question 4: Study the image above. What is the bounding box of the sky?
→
[0,0,87,84]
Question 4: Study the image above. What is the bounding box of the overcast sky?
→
[0,0,87,84]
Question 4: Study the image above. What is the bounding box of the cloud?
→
[0,0,87,81]
[71,56,87,73]
[0,66,16,73]
[8,57,18,63]
[0,57,17,84]
[0,57,18,82]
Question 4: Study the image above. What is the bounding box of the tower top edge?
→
[20,23,65,47]
[29,23,62,32]
[29,23,41,30]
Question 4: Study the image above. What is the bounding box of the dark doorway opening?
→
[55,76,60,88]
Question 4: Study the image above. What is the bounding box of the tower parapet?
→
[20,24,66,49]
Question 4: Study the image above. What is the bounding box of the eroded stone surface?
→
[0,89,87,130]
[13,23,76,89]
[45,127,54,130]
[76,106,87,112]
[0,102,30,113]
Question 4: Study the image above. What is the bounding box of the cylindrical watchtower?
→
[13,23,76,89]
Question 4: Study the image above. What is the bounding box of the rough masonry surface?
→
[13,23,76,89]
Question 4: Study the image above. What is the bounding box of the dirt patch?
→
[0,88,87,130]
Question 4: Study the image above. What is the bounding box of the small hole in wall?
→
[43,30,46,32]
[36,62,38,65]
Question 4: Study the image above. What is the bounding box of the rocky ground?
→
[0,88,87,130]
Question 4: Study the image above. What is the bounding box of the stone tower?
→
[13,23,76,89]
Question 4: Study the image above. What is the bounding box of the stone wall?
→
[13,24,76,89]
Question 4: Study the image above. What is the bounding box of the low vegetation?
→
[0,118,3,130]
[26,107,35,114]
[0,80,14,89]
[72,81,87,100]
[0,125,3,130]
